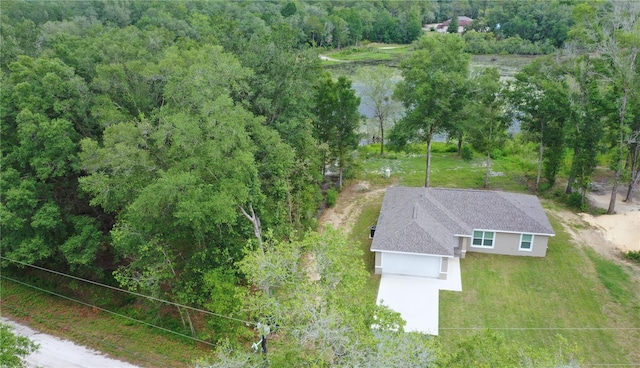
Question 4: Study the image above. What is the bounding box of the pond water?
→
[332,57,534,144]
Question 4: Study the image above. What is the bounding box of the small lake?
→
[328,56,534,142]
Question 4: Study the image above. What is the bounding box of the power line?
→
[0,256,254,326]
[1,275,217,347]
[4,276,638,366]
[4,257,639,332]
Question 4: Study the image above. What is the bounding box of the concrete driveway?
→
[376,257,462,335]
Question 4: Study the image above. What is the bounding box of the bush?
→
[445,145,458,153]
[566,192,584,210]
[431,142,457,153]
[326,188,338,207]
[461,146,473,161]
[490,148,504,159]
[626,251,640,263]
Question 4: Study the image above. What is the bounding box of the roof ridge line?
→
[497,192,553,232]
[422,189,471,231]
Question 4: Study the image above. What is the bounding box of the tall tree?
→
[393,34,469,187]
[623,100,640,202]
[571,0,640,213]
[508,55,570,189]
[314,74,362,188]
[356,65,401,154]
[79,45,267,335]
[1,55,103,271]
[230,228,421,366]
[448,14,459,34]
[563,56,605,201]
[466,67,508,187]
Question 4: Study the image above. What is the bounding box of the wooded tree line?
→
[0,0,361,322]
[1,0,576,54]
[0,0,632,364]
[389,1,639,215]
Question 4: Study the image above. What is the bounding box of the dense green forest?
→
[1,0,638,366]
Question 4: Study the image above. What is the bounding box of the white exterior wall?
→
[381,252,442,278]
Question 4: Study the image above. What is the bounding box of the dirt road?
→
[2,318,139,368]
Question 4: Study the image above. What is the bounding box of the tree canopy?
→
[392,34,470,187]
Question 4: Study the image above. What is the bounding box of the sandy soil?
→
[2,318,139,368]
[582,187,640,253]
[319,181,389,234]
[551,185,639,271]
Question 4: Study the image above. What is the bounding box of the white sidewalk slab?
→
[376,258,462,335]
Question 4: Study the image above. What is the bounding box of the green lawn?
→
[438,214,640,365]
[351,150,640,364]
[349,193,384,304]
[357,146,534,192]
[324,44,411,63]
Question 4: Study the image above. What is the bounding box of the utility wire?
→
[4,258,639,332]
[1,256,254,326]
[4,276,639,366]
[1,275,217,347]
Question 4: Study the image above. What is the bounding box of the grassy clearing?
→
[357,144,532,192]
[438,215,640,365]
[584,247,637,306]
[352,148,639,364]
[0,279,210,367]
[349,194,384,303]
[470,54,539,80]
[325,44,411,63]
[323,43,538,81]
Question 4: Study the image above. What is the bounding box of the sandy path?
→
[319,181,389,234]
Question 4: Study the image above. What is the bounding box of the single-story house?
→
[436,16,474,33]
[371,186,555,279]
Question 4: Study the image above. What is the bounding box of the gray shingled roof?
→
[370,187,555,255]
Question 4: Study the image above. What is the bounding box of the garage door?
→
[382,253,441,278]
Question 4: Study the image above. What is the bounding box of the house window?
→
[520,234,534,251]
[472,231,494,248]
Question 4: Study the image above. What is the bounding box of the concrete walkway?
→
[376,257,462,335]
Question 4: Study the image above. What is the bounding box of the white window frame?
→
[519,233,534,251]
[471,230,495,248]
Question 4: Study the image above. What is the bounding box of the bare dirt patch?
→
[551,184,639,279]
[583,184,640,254]
[319,181,391,234]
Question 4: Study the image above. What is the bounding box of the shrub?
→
[566,192,584,210]
[490,148,504,159]
[326,188,338,207]
[461,146,473,161]
[626,251,640,263]
[431,142,457,153]
[445,145,458,153]
[385,153,398,160]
